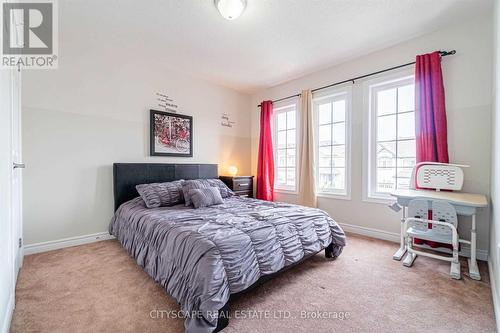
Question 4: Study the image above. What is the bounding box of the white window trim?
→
[362,69,415,204]
[273,97,299,194]
[313,85,352,200]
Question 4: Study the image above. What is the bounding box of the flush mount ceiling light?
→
[214,0,247,20]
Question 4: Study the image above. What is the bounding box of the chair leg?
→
[403,236,417,267]
[450,230,461,280]
[403,252,417,267]
[450,261,461,280]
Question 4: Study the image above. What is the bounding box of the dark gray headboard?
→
[113,163,218,211]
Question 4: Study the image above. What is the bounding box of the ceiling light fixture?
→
[214,0,247,20]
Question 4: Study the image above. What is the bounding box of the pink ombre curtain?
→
[415,51,449,164]
[256,101,274,201]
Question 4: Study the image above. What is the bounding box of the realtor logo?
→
[1,0,58,68]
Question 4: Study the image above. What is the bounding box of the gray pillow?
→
[136,180,184,208]
[182,179,234,206]
[189,187,224,209]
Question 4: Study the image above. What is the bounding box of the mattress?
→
[109,196,346,333]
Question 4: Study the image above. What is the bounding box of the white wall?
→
[251,15,493,254]
[490,0,500,320]
[22,42,252,245]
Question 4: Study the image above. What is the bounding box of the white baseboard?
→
[339,222,400,243]
[24,232,115,255]
[339,222,489,261]
[1,292,14,333]
[460,246,489,262]
[488,260,500,333]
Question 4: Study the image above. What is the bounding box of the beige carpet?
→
[11,234,496,333]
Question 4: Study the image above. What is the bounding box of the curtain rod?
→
[257,50,456,108]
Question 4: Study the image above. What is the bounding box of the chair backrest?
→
[430,200,458,235]
[407,199,457,234]
[407,199,430,231]
[410,162,467,191]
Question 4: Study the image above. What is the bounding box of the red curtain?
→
[256,101,274,201]
[415,51,449,164]
[414,51,450,249]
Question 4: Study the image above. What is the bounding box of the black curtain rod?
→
[257,50,456,108]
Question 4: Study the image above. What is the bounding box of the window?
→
[313,88,351,197]
[366,74,416,200]
[274,100,298,191]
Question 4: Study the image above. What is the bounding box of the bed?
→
[109,163,346,333]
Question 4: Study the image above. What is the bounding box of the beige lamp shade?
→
[227,166,238,176]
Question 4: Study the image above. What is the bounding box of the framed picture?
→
[150,110,193,157]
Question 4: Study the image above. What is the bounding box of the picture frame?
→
[150,110,193,157]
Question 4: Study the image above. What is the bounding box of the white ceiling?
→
[62,0,492,93]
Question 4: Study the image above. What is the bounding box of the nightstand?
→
[219,176,254,198]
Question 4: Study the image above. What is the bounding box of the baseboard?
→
[1,292,14,333]
[339,222,400,243]
[488,260,500,332]
[24,232,115,255]
[460,246,489,261]
[339,222,489,261]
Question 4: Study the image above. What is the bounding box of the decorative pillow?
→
[182,179,234,206]
[136,180,184,208]
[189,187,224,209]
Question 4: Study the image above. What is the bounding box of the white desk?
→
[391,189,488,280]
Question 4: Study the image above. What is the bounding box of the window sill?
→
[274,188,298,195]
[316,193,351,201]
[362,195,395,205]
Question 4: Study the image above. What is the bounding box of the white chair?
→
[402,198,460,279]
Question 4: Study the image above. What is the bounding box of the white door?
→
[0,69,13,333]
[11,67,23,273]
[0,6,23,330]
[0,66,22,333]
[0,68,21,333]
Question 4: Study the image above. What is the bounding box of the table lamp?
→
[227,166,238,176]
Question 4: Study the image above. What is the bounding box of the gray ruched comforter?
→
[109,196,346,333]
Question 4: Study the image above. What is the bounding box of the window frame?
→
[313,86,352,200]
[273,98,299,193]
[363,70,415,203]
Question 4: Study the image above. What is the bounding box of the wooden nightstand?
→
[220,176,254,198]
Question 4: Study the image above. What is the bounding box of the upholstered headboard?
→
[113,163,218,211]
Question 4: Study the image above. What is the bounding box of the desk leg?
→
[393,206,407,261]
[468,213,481,281]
